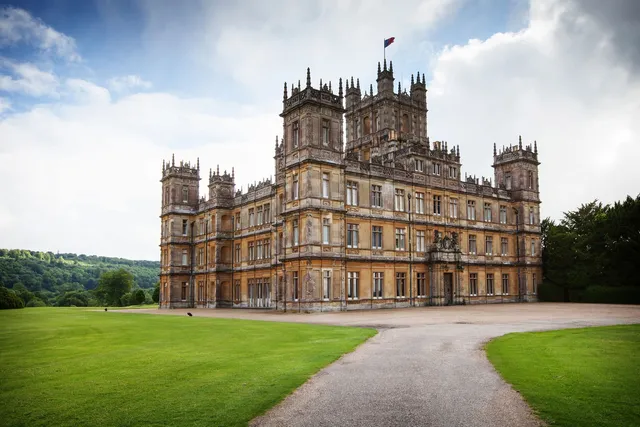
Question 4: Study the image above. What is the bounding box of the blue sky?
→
[1,0,639,260]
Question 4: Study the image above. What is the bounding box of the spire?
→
[283,82,287,100]
[350,76,354,88]
[320,78,323,90]
[216,164,219,175]
[232,167,235,179]
[162,159,165,171]
[339,77,343,97]
[493,142,497,156]
[534,140,538,153]
[197,157,200,170]
[457,145,460,157]
[209,168,212,179]
[519,135,522,149]
[389,60,393,73]
[171,153,175,167]
[422,73,425,84]
[378,61,381,74]
[383,58,387,71]
[275,135,278,149]
[329,81,332,92]
[356,78,360,90]
[370,83,373,96]
[397,81,401,93]
[306,68,311,88]
[411,74,414,85]
[298,80,301,91]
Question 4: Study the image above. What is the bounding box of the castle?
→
[159,59,542,311]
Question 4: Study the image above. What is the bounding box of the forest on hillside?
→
[0,249,159,306]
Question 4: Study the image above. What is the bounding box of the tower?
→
[159,156,201,308]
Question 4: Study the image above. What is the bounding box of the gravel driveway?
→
[128,303,640,427]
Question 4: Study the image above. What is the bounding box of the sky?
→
[0,0,639,261]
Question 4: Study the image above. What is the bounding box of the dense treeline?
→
[0,249,160,308]
[541,195,640,304]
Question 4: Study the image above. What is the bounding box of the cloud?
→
[0,59,59,96]
[64,79,111,104]
[107,75,152,93]
[0,97,9,113]
[0,6,80,61]
[428,0,640,221]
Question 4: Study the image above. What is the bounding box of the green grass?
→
[0,308,375,427]
[486,325,640,427]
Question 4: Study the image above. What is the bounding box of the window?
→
[449,198,458,218]
[292,220,299,246]
[449,166,457,179]
[235,213,241,230]
[528,171,534,189]
[292,271,299,301]
[164,187,169,205]
[363,116,371,134]
[198,281,204,301]
[505,173,512,190]
[233,280,240,301]
[182,186,188,203]
[292,121,299,148]
[322,173,330,198]
[264,204,270,223]
[182,249,188,266]
[432,163,441,176]
[348,272,359,299]
[373,272,383,298]
[501,274,509,295]
[501,237,508,256]
[499,206,507,224]
[467,200,476,220]
[415,159,424,172]
[181,282,188,300]
[469,273,478,296]
[198,248,204,265]
[394,189,405,211]
[323,270,331,300]
[322,218,330,244]
[469,235,477,255]
[235,244,241,262]
[278,232,283,254]
[417,272,426,297]
[416,230,425,252]
[395,228,406,251]
[533,273,537,294]
[347,223,359,248]
[346,181,358,206]
[264,239,270,258]
[257,206,263,225]
[433,195,442,215]
[415,192,425,214]
[486,274,494,295]
[372,226,383,249]
[529,207,535,225]
[292,173,299,200]
[371,185,382,208]
[485,236,493,255]
[256,240,263,259]
[322,120,330,145]
[248,241,254,260]
[182,219,188,236]
[484,203,492,222]
[396,272,406,298]
[249,208,255,227]
[531,239,536,256]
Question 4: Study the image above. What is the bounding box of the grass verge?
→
[486,325,640,427]
[0,307,375,427]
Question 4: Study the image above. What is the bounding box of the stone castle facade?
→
[159,60,542,311]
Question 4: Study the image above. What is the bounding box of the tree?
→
[0,286,25,309]
[95,268,134,306]
[133,289,146,305]
[152,282,160,303]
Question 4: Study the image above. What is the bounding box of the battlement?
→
[281,68,344,116]
[161,154,200,181]
[493,135,539,165]
[208,165,235,185]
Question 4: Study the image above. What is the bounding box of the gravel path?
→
[120,303,640,427]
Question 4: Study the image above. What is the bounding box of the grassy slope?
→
[0,308,375,427]
[486,325,640,427]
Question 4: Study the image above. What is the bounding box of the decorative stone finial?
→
[389,61,393,73]
[209,168,212,179]
[519,135,522,149]
[378,61,381,74]
[422,73,425,84]
[356,78,360,90]
[384,58,387,71]
[320,78,322,90]
[493,143,497,156]
[162,159,165,171]
[397,81,401,93]
[339,78,343,97]
[283,82,287,101]
[350,76,354,88]
[534,140,538,153]
[216,164,219,175]
[370,83,373,96]
[171,153,175,167]
[306,68,311,88]
[196,157,200,170]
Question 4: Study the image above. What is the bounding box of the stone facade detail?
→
[158,61,542,311]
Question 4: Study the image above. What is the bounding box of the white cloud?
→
[0,97,9,113]
[0,6,80,61]
[427,0,640,221]
[64,79,111,104]
[0,60,59,96]
[107,75,152,93]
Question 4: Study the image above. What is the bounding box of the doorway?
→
[444,273,453,305]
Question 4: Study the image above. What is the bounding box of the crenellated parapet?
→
[161,154,200,181]
[281,68,343,116]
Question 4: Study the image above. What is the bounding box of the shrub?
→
[582,286,640,305]
[133,289,146,305]
[537,282,565,302]
[0,286,25,309]
[26,298,47,307]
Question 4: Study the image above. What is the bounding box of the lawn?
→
[486,325,640,427]
[0,308,375,427]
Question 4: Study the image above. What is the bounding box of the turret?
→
[492,135,540,202]
[161,156,200,209]
[207,165,236,208]
[376,59,395,95]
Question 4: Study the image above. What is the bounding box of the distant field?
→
[486,325,640,427]
[0,308,375,427]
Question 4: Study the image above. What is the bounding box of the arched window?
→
[401,113,409,133]
[528,171,534,189]
[182,186,188,203]
[363,116,371,135]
